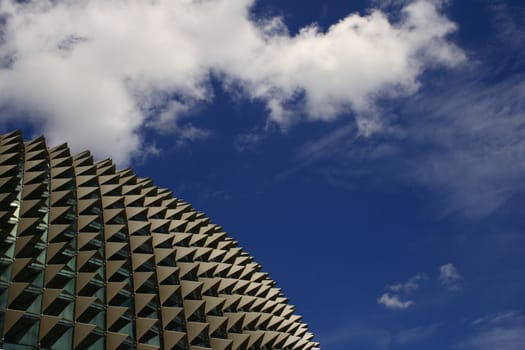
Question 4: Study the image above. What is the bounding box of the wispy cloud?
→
[378,265,463,310]
[439,263,463,291]
[472,311,522,327]
[387,273,427,293]
[378,293,414,310]
[0,0,463,164]
[378,273,427,310]
[456,311,525,350]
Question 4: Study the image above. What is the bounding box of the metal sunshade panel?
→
[0,130,320,350]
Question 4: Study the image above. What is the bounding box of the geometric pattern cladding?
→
[0,130,320,350]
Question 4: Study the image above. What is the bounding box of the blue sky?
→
[1,0,525,349]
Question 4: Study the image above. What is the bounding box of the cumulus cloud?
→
[439,263,462,291]
[0,0,463,164]
[378,293,414,310]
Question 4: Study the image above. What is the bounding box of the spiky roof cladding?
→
[0,130,320,350]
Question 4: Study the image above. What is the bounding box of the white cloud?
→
[378,273,426,310]
[439,263,462,291]
[378,293,414,310]
[0,0,463,164]
[387,273,427,293]
[283,4,525,218]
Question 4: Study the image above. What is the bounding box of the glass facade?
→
[0,130,320,350]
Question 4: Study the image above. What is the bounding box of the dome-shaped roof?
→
[0,130,320,350]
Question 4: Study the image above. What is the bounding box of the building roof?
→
[0,130,320,350]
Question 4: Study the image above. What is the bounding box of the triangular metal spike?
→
[137,343,160,350]
[76,250,98,268]
[105,242,128,259]
[7,282,29,306]
[175,247,196,262]
[103,208,125,224]
[106,260,128,279]
[158,285,180,305]
[163,330,187,350]
[77,215,100,232]
[77,232,101,250]
[16,216,41,235]
[156,265,179,285]
[168,219,187,232]
[19,198,45,216]
[10,258,32,279]
[44,264,67,286]
[153,248,176,265]
[98,174,120,185]
[125,207,148,221]
[202,296,226,314]
[46,241,69,262]
[73,322,97,348]
[147,206,166,219]
[3,309,26,333]
[199,278,221,296]
[136,317,158,340]
[42,288,66,310]
[50,190,73,206]
[161,306,184,326]
[128,220,151,235]
[75,296,98,320]
[106,281,129,302]
[14,235,38,257]
[101,195,123,209]
[124,194,145,207]
[245,330,264,348]
[182,300,205,321]
[133,271,155,291]
[134,293,156,314]
[152,233,175,248]
[227,333,250,350]
[223,312,245,332]
[180,280,202,299]
[50,165,73,178]
[186,321,208,343]
[76,272,98,291]
[76,186,98,199]
[122,183,143,195]
[132,253,154,270]
[130,235,152,251]
[209,338,233,350]
[0,164,18,176]
[104,224,127,240]
[206,315,228,335]
[100,184,122,196]
[107,306,128,328]
[77,199,99,214]
[177,262,199,278]
[106,332,129,350]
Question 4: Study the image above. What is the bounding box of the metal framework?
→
[0,130,320,350]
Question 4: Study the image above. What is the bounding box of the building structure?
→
[0,130,320,350]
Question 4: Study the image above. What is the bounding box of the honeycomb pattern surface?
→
[0,130,320,350]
